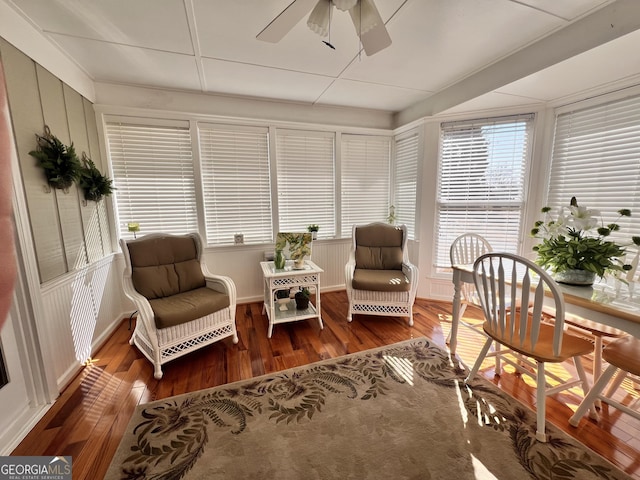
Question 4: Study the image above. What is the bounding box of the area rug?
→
[105,338,631,480]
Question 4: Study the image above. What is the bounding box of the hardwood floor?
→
[13,291,640,479]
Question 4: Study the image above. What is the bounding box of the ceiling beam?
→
[395,0,640,126]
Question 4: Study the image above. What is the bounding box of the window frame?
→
[103,115,413,247]
[434,113,535,270]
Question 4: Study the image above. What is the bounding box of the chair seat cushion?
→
[150,287,230,329]
[352,268,410,292]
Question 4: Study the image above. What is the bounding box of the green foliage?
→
[28,126,81,190]
[531,198,637,278]
[296,287,311,299]
[387,205,396,225]
[307,224,319,232]
[78,154,114,202]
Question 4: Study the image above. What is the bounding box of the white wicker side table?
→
[260,260,323,338]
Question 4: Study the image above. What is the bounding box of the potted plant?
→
[276,289,290,310]
[295,287,310,310]
[531,197,640,285]
[387,205,396,225]
[307,224,319,240]
[78,154,115,202]
[29,125,81,191]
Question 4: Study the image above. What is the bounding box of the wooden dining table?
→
[450,263,640,355]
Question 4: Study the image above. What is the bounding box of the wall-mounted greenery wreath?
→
[29,125,81,191]
[29,125,114,202]
[79,153,114,202]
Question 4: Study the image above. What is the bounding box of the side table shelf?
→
[260,260,324,338]
[273,300,317,321]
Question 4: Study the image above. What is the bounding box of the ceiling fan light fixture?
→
[307,0,332,37]
[355,0,379,35]
[332,0,358,12]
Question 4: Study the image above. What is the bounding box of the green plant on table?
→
[531,197,640,278]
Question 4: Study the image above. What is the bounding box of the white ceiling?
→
[4,0,640,122]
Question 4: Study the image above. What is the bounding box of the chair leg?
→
[536,361,547,442]
[593,336,603,408]
[572,355,597,419]
[604,369,627,398]
[569,364,618,427]
[466,337,493,383]
[446,303,467,344]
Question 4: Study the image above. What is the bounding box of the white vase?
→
[553,269,596,286]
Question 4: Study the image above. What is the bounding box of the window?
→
[106,117,401,245]
[435,114,533,268]
[393,130,419,239]
[198,124,273,245]
[276,130,335,237]
[106,121,197,239]
[341,134,391,237]
[548,94,640,247]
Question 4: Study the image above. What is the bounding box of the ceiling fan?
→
[257,0,392,56]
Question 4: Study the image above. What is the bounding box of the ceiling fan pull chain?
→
[323,1,336,49]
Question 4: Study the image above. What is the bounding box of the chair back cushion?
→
[128,235,206,299]
[355,224,404,270]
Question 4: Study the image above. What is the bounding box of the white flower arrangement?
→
[531,197,640,278]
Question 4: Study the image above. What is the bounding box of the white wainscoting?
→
[40,254,126,389]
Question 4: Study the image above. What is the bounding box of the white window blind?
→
[341,134,391,237]
[435,114,533,267]
[548,94,640,246]
[394,130,419,239]
[276,130,335,237]
[198,124,273,245]
[106,121,198,239]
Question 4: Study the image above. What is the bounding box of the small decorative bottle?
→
[274,249,286,269]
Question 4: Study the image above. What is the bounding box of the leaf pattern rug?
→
[106,338,632,480]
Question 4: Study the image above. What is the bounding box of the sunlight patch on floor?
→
[470,454,499,479]
[383,355,414,386]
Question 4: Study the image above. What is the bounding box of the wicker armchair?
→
[345,223,418,326]
[120,232,238,379]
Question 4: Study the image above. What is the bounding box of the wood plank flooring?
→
[12,291,640,479]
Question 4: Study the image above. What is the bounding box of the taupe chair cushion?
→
[354,224,404,270]
[352,269,410,292]
[126,234,230,329]
[129,235,206,299]
[149,287,230,329]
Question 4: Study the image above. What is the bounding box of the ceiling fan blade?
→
[348,0,392,56]
[257,0,319,43]
[360,22,392,56]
